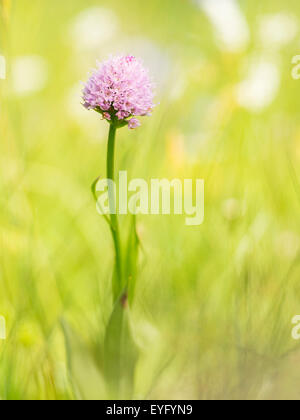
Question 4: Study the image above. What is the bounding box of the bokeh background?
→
[1,0,300,400]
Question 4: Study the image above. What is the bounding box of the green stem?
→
[107,123,122,295]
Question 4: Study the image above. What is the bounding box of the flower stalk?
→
[107,121,123,296]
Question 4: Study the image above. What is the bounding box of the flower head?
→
[82,55,155,129]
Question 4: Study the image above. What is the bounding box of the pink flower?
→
[103,112,111,121]
[128,118,141,130]
[82,55,155,129]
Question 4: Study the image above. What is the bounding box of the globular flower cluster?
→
[82,55,155,129]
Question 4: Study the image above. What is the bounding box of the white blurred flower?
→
[69,7,119,50]
[259,13,298,49]
[275,231,300,260]
[0,55,6,79]
[222,198,241,221]
[113,37,172,91]
[66,84,107,142]
[237,58,280,112]
[12,56,48,96]
[198,0,250,52]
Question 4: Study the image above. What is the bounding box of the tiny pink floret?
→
[82,55,155,129]
[128,118,141,130]
[125,55,135,63]
[103,112,111,121]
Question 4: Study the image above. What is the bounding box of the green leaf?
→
[61,319,107,400]
[124,216,140,304]
[104,300,139,399]
[91,176,111,227]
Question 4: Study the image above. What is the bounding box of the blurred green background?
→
[1,0,300,400]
